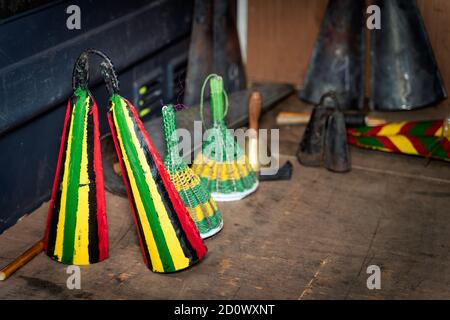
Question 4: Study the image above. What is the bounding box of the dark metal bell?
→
[324,110,351,173]
[371,0,447,111]
[184,0,246,106]
[297,92,339,166]
[184,0,214,107]
[296,101,328,167]
[299,0,366,110]
[213,0,246,93]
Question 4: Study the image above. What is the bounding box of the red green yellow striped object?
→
[107,95,207,273]
[347,120,450,161]
[44,87,108,265]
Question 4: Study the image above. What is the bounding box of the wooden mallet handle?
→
[276,111,311,125]
[276,111,387,127]
[249,92,262,132]
[0,240,44,281]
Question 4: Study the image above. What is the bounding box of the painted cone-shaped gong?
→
[101,59,207,273]
[162,104,223,239]
[192,74,258,201]
[44,52,108,264]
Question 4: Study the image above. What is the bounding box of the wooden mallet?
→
[0,240,44,281]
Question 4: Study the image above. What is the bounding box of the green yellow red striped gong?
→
[107,95,207,273]
[44,86,108,265]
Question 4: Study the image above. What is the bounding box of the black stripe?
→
[109,110,152,270]
[86,96,100,264]
[126,102,198,264]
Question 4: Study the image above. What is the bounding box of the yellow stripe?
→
[73,97,91,265]
[208,161,218,179]
[171,177,184,191]
[53,106,77,259]
[198,158,216,179]
[220,163,228,180]
[436,127,444,137]
[196,154,209,177]
[187,168,204,194]
[389,135,419,155]
[202,200,214,217]
[194,153,220,180]
[237,161,250,177]
[118,99,189,270]
[178,170,216,219]
[187,168,201,189]
[192,205,206,222]
[112,101,164,272]
[378,122,406,136]
[171,168,201,191]
[231,163,241,180]
[192,152,203,172]
[210,199,218,212]
[220,162,240,181]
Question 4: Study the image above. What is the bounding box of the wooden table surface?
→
[1,95,449,299]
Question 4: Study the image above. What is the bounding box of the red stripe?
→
[406,136,429,156]
[107,112,149,267]
[377,136,401,153]
[399,121,416,135]
[346,134,359,145]
[441,138,450,158]
[127,100,207,259]
[425,120,443,137]
[43,100,72,249]
[364,125,383,137]
[346,128,359,137]
[91,101,108,261]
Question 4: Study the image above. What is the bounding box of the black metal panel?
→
[0,0,193,135]
[0,0,57,20]
[0,1,193,233]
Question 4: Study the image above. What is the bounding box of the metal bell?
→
[324,110,351,173]
[371,0,447,111]
[184,0,246,106]
[299,0,366,110]
[297,92,338,166]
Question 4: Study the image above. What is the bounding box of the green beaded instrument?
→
[162,104,223,238]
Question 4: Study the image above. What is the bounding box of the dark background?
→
[0,0,193,233]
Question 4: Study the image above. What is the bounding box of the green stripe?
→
[408,121,433,136]
[61,87,87,263]
[355,136,387,149]
[200,173,257,194]
[112,95,175,272]
[178,183,210,207]
[202,125,243,162]
[210,77,225,123]
[354,126,372,136]
[420,136,449,159]
[196,212,222,234]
